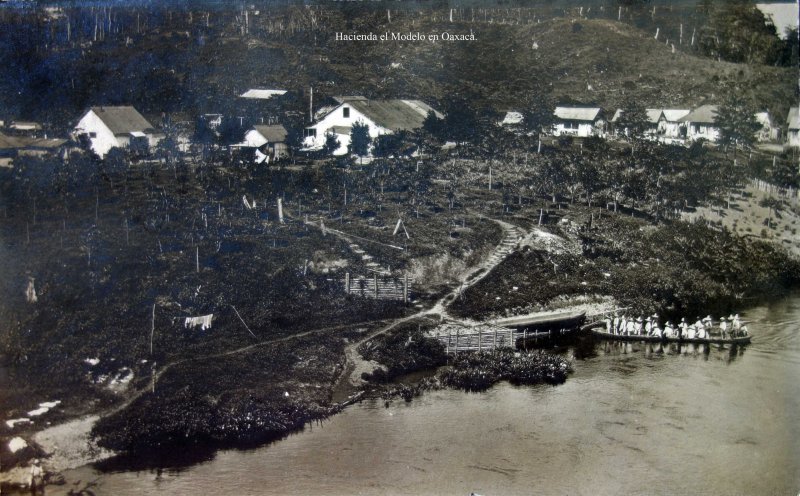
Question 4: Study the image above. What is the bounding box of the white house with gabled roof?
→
[552,106,605,137]
[73,106,163,158]
[680,105,720,142]
[303,96,442,155]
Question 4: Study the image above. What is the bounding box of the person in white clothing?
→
[30,459,44,495]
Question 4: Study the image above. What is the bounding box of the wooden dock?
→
[430,322,575,355]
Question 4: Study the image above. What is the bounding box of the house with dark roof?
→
[73,106,163,158]
[0,132,68,167]
[786,106,799,148]
[238,124,289,163]
[303,97,442,155]
[680,105,720,142]
[552,106,605,137]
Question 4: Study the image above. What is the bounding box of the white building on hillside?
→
[239,124,289,162]
[657,109,691,139]
[754,111,780,142]
[552,107,605,137]
[680,105,720,142]
[73,106,163,158]
[303,96,441,155]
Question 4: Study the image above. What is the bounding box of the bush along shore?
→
[357,322,572,402]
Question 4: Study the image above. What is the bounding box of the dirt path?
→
[334,217,527,392]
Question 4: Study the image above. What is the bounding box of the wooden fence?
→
[430,323,574,355]
[342,272,412,302]
[750,179,799,207]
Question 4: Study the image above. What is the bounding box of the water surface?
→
[58,293,800,495]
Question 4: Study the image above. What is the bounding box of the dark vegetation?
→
[439,349,572,392]
[358,319,446,383]
[92,330,356,453]
[452,208,800,320]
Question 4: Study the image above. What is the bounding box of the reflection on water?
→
[57,294,800,496]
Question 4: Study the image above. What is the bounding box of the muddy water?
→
[56,294,800,495]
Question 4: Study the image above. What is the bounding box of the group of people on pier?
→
[603,313,748,339]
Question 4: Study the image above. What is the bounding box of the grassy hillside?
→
[1,6,795,130]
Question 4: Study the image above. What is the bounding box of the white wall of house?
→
[657,119,685,139]
[303,104,390,155]
[74,110,119,158]
[686,123,719,142]
[553,121,597,137]
[788,129,800,148]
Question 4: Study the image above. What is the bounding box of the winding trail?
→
[335,218,526,391]
[32,216,527,472]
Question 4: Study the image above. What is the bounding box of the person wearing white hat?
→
[664,321,674,338]
[719,317,728,339]
[644,316,652,336]
[732,314,741,335]
[634,317,643,336]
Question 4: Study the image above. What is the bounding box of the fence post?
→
[404,274,408,303]
[478,329,482,352]
[374,273,379,298]
[345,272,350,294]
[446,332,450,355]
[494,328,497,349]
[455,330,460,355]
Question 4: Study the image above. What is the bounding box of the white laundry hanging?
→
[185,314,213,330]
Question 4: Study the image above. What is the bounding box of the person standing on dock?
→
[613,313,620,335]
[664,321,674,338]
[679,318,688,339]
[634,317,643,336]
[644,316,652,336]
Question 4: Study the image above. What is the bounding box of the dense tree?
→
[349,121,371,162]
[322,132,340,157]
[715,94,760,155]
[614,99,650,143]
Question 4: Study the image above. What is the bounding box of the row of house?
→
[550,104,785,145]
[4,94,798,165]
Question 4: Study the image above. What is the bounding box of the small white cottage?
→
[552,107,605,137]
[73,106,163,158]
[680,105,720,143]
[239,124,289,162]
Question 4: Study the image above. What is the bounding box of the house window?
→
[343,107,350,118]
[89,132,97,138]
[304,128,317,138]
